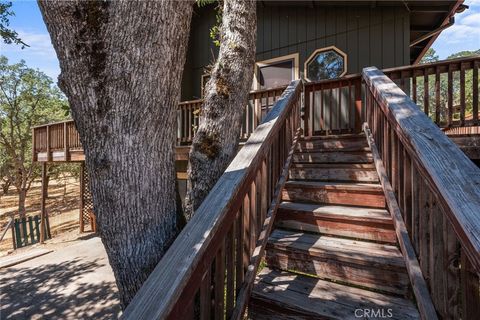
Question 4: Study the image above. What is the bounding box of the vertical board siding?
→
[182,4,410,100]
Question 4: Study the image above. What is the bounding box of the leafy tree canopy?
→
[0,56,68,212]
[0,1,26,47]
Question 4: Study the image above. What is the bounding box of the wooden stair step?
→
[266,229,409,295]
[276,202,396,243]
[297,137,369,152]
[250,268,420,320]
[293,150,373,164]
[289,163,379,183]
[300,133,366,141]
[282,181,386,208]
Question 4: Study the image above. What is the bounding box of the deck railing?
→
[384,56,479,128]
[32,56,479,162]
[177,86,286,145]
[303,55,479,137]
[363,67,480,319]
[303,75,363,136]
[122,80,302,320]
[32,86,287,161]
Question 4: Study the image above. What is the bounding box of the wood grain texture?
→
[364,124,438,320]
[282,180,386,208]
[289,163,379,182]
[363,67,480,272]
[251,268,420,320]
[266,229,409,295]
[122,80,301,319]
[276,202,396,243]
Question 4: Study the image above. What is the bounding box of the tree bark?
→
[184,0,256,219]
[38,0,193,308]
[18,188,26,218]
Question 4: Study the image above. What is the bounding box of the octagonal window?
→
[305,47,347,81]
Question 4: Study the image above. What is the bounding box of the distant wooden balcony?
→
[32,86,287,163]
[32,120,84,162]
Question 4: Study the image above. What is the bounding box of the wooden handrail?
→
[364,123,437,320]
[122,80,302,320]
[363,66,480,318]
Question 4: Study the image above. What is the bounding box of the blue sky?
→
[1,0,479,81]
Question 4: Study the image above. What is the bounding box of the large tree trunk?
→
[184,0,256,219]
[38,0,193,308]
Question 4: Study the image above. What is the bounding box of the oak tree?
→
[38,0,194,307]
[185,0,256,218]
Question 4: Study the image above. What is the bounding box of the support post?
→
[79,162,85,233]
[354,79,362,133]
[40,162,47,243]
[46,125,51,162]
[64,121,69,161]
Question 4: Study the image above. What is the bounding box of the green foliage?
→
[0,1,27,47]
[420,48,439,64]
[447,49,480,60]
[415,49,480,123]
[0,56,68,209]
[197,0,222,47]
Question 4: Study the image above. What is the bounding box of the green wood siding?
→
[181,4,410,100]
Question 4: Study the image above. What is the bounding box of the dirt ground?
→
[0,177,85,255]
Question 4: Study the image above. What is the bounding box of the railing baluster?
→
[429,198,445,316]
[424,71,429,118]
[460,63,466,127]
[225,224,235,318]
[443,220,460,319]
[363,67,480,319]
[242,194,250,275]
[200,268,212,320]
[448,64,453,127]
[412,73,417,103]
[435,68,441,125]
[473,60,479,125]
[460,250,480,319]
[235,209,244,293]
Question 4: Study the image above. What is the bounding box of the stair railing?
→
[363,67,480,319]
[122,80,303,320]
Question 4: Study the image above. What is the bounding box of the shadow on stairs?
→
[249,133,420,320]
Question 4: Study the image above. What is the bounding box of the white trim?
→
[254,53,300,90]
[304,46,348,81]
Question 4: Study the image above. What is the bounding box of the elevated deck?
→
[32,56,480,165]
[123,64,480,320]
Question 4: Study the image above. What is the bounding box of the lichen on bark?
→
[185,0,256,219]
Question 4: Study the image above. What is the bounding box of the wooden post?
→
[32,128,36,162]
[354,78,362,133]
[79,162,85,233]
[11,220,16,250]
[46,125,51,162]
[64,121,69,161]
[40,162,47,243]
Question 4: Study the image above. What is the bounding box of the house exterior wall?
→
[181,3,410,101]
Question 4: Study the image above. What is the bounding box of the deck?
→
[32,56,480,165]
[31,56,480,319]
[122,58,480,320]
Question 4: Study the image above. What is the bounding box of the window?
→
[305,46,347,81]
[255,53,299,90]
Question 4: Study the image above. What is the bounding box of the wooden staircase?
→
[250,133,421,319]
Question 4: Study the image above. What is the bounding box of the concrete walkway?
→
[0,237,121,320]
